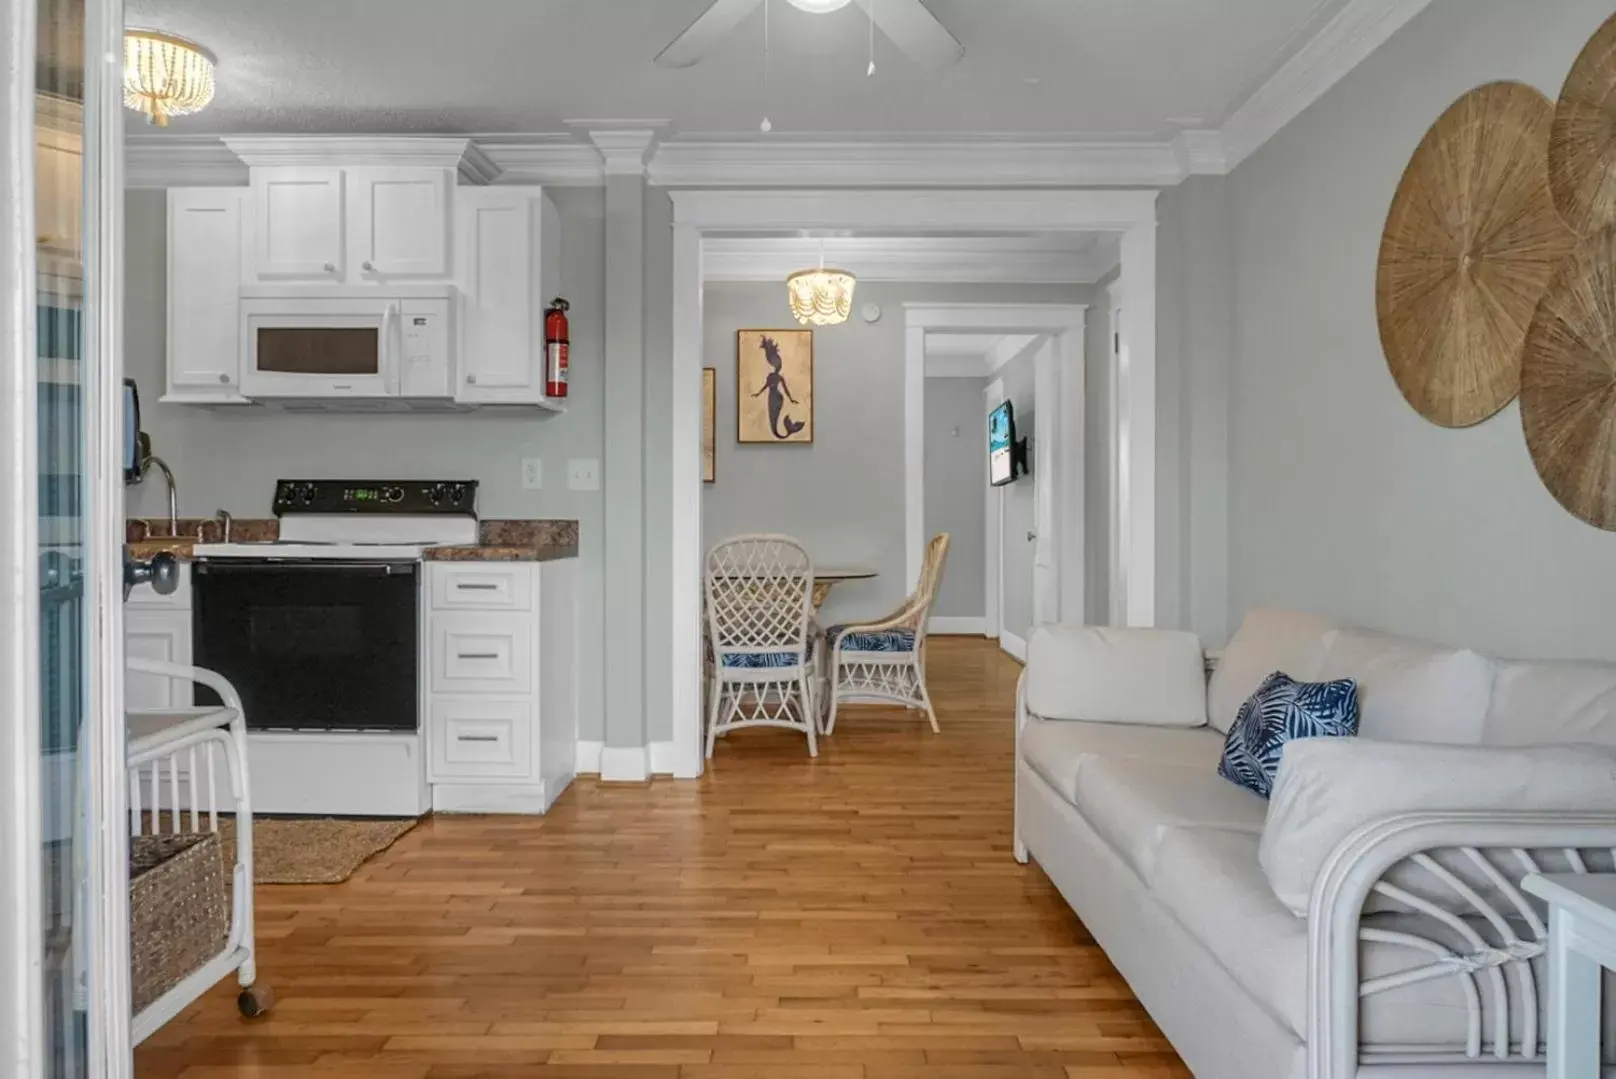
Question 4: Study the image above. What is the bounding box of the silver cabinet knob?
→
[218,373,230,384]
[362,260,374,271]
[323,262,336,273]
[466,374,478,385]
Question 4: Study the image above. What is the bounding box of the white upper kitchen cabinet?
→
[454,188,561,408]
[166,188,250,402]
[351,168,453,280]
[252,167,346,280]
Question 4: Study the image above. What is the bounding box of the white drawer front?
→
[431,613,532,694]
[430,698,531,779]
[430,564,532,611]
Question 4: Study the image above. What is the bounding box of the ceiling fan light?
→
[785,0,855,13]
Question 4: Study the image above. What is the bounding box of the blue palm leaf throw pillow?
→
[1218,671,1359,798]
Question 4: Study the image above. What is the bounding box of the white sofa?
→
[1013,609,1616,1079]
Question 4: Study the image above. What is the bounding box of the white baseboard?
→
[599,745,650,783]
[1000,630,1028,663]
[576,740,603,774]
[929,616,988,636]
[648,741,678,776]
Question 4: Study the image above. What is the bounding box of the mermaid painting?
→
[737,330,813,443]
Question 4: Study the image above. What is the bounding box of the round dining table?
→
[812,567,878,611]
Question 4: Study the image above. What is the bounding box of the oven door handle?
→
[194,561,414,577]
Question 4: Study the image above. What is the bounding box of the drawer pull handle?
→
[457,651,501,660]
[456,582,501,591]
[457,734,501,744]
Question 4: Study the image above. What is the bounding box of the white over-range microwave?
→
[238,285,457,399]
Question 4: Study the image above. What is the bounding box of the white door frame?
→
[906,308,1084,640]
[670,189,1159,779]
[2,0,132,1070]
[983,375,1005,640]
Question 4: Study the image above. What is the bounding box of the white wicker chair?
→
[704,534,819,758]
[823,533,950,736]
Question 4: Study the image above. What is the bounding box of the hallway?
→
[135,637,1186,1079]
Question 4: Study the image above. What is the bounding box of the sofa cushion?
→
[1025,625,1207,727]
[1218,673,1359,799]
[1151,827,1616,1052]
[1072,757,1266,883]
[1260,738,1616,915]
[1315,628,1492,744]
[1207,608,1338,734]
[1485,658,1616,748]
[1020,717,1225,805]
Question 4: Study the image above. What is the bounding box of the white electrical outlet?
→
[567,458,601,492]
[522,458,543,490]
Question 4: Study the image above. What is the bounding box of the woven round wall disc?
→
[1550,12,1616,234]
[1521,227,1616,530]
[1377,82,1572,428]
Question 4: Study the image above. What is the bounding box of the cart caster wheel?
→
[237,984,274,1019]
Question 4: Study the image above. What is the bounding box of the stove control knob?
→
[384,486,405,504]
[428,483,450,506]
[449,484,466,504]
[296,482,318,506]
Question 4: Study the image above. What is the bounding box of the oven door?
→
[192,559,419,732]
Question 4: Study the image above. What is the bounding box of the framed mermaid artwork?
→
[737,329,813,444]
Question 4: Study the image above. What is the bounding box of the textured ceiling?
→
[123,0,1351,138]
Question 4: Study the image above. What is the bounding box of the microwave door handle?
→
[382,303,399,393]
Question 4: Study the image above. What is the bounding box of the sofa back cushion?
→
[1485,658,1616,748]
[1260,738,1616,915]
[1207,608,1339,734]
[1315,629,1492,744]
[1025,625,1207,727]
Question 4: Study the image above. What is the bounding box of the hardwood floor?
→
[135,637,1188,1079]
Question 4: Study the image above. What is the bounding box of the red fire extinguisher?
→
[545,297,571,398]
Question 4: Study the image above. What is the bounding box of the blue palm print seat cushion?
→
[826,625,916,653]
[1218,671,1359,799]
[721,637,814,669]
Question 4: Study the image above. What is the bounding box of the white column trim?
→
[904,325,927,593]
[0,0,45,1070]
[669,223,704,780]
[1120,223,1158,627]
[587,129,658,177]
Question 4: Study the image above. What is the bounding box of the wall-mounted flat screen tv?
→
[989,400,1016,486]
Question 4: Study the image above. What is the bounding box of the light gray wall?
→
[700,281,1082,628]
[1083,273,1114,626]
[923,375,987,620]
[122,187,611,739]
[996,346,1037,641]
[1227,0,1616,659]
[1157,176,1234,644]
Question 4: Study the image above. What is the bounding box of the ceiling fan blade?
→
[655,0,764,68]
[853,0,964,70]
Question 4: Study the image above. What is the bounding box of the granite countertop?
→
[125,517,579,563]
[423,520,579,562]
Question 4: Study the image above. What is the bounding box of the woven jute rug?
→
[215,817,418,885]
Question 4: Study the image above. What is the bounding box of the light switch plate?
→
[567,458,601,492]
[522,458,543,490]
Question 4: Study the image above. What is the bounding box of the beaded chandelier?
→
[123,30,216,127]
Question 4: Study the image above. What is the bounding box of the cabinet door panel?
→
[429,698,532,779]
[355,168,451,278]
[126,614,190,711]
[168,189,245,395]
[430,613,532,694]
[254,168,344,279]
[455,190,539,401]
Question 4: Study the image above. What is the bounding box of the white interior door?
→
[4,0,132,1073]
[1031,338,1060,629]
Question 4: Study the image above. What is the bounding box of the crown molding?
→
[588,129,658,177]
[1219,0,1434,169]
[220,135,499,183]
[479,138,605,186]
[126,136,248,188]
[649,138,1188,188]
[703,236,1116,285]
[1170,129,1228,176]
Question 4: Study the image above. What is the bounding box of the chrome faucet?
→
[213,507,234,543]
[142,454,179,538]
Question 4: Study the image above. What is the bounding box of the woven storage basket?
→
[129,833,228,1015]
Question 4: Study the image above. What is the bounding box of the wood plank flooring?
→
[135,637,1189,1079]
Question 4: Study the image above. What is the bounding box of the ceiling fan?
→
[656,0,964,71]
